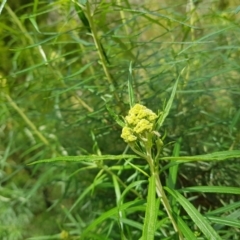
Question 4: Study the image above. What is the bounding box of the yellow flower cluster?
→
[121,104,158,143]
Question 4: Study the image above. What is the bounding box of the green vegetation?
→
[0,0,240,239]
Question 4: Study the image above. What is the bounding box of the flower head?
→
[121,126,137,143]
[134,119,153,134]
[121,104,158,143]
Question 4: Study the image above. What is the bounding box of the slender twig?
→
[84,2,120,104]
[4,94,49,146]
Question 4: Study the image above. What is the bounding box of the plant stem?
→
[4,94,49,146]
[146,149,184,239]
[155,173,184,239]
[84,3,120,104]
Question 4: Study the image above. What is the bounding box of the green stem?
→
[145,147,183,239]
[155,174,184,239]
[5,94,49,146]
[84,3,120,103]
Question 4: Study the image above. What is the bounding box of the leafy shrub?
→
[0,0,240,239]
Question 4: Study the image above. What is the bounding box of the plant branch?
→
[84,2,120,104]
[4,94,49,146]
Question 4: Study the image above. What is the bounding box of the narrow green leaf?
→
[14,49,82,75]
[178,26,234,55]
[119,180,147,203]
[117,218,143,230]
[112,175,124,232]
[12,35,61,50]
[180,186,240,195]
[165,188,221,240]
[142,175,157,240]
[26,235,61,240]
[207,216,240,228]
[81,200,143,237]
[167,138,181,189]
[0,0,7,15]
[128,61,135,108]
[29,17,41,33]
[213,209,240,231]
[156,68,185,130]
[74,2,90,31]
[161,150,240,162]
[176,215,198,240]
[28,154,140,165]
[205,202,240,216]
[124,8,199,29]
[63,62,93,80]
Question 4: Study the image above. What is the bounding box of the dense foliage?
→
[0,0,240,239]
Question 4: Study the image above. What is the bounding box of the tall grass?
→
[0,0,240,239]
